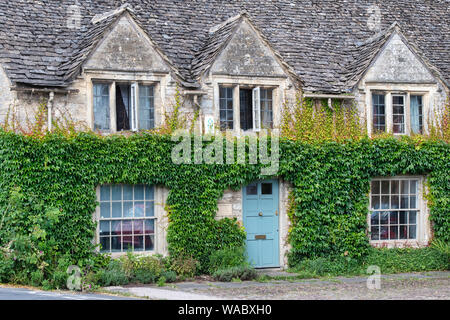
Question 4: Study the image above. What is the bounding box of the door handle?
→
[275,210,278,216]
[258,212,263,216]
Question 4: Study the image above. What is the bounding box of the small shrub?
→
[0,252,13,282]
[212,265,257,282]
[160,270,177,283]
[169,254,200,278]
[133,269,157,284]
[97,269,129,287]
[135,255,163,277]
[208,246,247,274]
[157,276,166,287]
[30,270,44,287]
[97,260,129,287]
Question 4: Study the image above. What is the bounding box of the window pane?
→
[112,220,121,235]
[100,237,110,252]
[93,83,110,131]
[260,89,273,129]
[381,181,389,194]
[134,201,145,217]
[409,225,416,239]
[371,226,380,240]
[410,180,417,194]
[399,211,407,224]
[372,94,386,132]
[371,181,380,194]
[381,196,389,209]
[391,180,399,194]
[144,235,154,251]
[370,212,379,225]
[389,211,398,224]
[371,196,380,209]
[410,196,417,209]
[145,185,154,200]
[122,220,132,235]
[112,202,122,218]
[133,220,144,235]
[409,211,417,224]
[134,185,144,200]
[123,185,133,200]
[145,202,154,217]
[123,201,133,217]
[111,237,121,252]
[400,226,408,239]
[401,196,409,209]
[100,202,111,218]
[389,226,398,240]
[401,180,409,194]
[392,95,405,134]
[261,183,272,195]
[100,185,110,201]
[410,95,423,134]
[134,236,144,251]
[246,184,257,195]
[380,226,388,240]
[145,219,155,234]
[112,185,122,200]
[391,195,399,209]
[100,221,110,236]
[219,86,233,131]
[380,212,389,225]
[139,85,155,130]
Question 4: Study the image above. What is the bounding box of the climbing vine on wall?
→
[0,129,448,271]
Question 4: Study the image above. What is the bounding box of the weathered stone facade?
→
[0,1,448,267]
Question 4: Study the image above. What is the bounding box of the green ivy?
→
[0,130,448,271]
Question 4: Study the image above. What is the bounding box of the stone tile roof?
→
[0,0,448,93]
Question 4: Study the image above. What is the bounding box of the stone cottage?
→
[0,0,448,268]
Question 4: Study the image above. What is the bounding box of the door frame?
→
[242,179,280,268]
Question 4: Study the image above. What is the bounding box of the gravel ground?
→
[162,271,450,300]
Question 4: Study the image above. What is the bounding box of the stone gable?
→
[364,33,436,84]
[210,20,286,78]
[84,14,170,73]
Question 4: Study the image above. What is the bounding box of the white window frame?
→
[87,71,165,133]
[368,175,430,248]
[213,77,283,134]
[367,87,430,137]
[95,184,157,255]
[92,81,154,133]
[252,87,261,132]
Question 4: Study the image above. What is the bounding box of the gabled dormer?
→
[353,24,448,136]
[193,13,300,134]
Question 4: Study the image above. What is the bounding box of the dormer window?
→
[219,85,273,132]
[371,92,424,135]
[93,81,155,133]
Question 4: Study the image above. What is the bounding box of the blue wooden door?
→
[243,180,279,268]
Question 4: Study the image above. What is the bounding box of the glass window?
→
[260,89,273,129]
[240,89,253,131]
[246,184,257,195]
[219,86,233,131]
[370,178,419,241]
[410,95,423,134]
[99,184,155,253]
[372,94,385,132]
[392,95,405,134]
[139,85,155,130]
[93,83,110,130]
[261,183,272,195]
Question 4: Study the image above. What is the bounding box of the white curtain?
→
[410,96,421,134]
